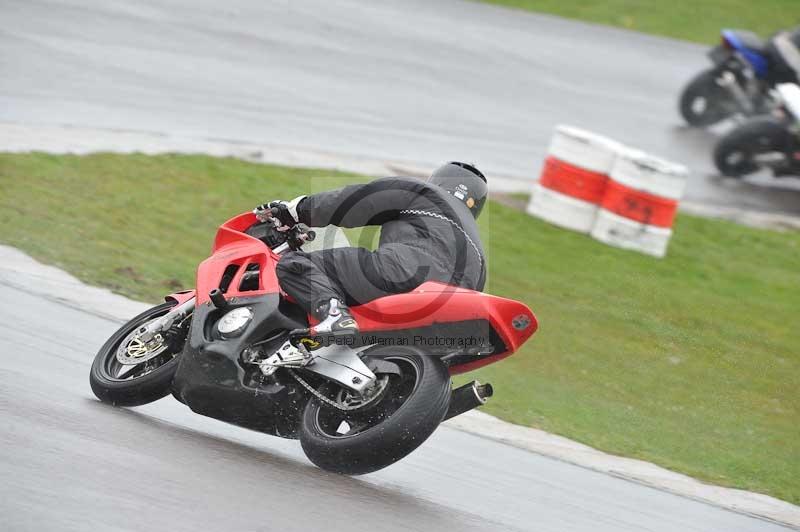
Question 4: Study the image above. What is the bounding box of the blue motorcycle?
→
[680,30,782,126]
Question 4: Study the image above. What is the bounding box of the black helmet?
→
[428,162,488,218]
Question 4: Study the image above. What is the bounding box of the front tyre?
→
[90,302,188,406]
[679,68,737,126]
[299,347,450,475]
[713,117,792,177]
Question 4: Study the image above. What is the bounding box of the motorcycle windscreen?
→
[707,44,730,65]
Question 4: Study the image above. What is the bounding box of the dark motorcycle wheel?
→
[299,347,450,475]
[90,301,186,407]
[679,68,737,126]
[713,116,792,177]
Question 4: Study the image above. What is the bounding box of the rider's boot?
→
[310,298,359,337]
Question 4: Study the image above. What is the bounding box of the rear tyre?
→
[299,347,450,475]
[90,302,187,406]
[679,69,737,126]
[713,117,792,177]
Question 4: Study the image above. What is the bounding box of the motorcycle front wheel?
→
[299,346,450,475]
[713,116,792,177]
[90,301,188,406]
[679,68,738,126]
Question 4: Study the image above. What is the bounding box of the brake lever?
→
[287,224,316,250]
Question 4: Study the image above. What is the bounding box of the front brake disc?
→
[115,322,170,365]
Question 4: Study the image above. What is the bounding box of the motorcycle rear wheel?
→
[90,302,186,406]
[713,116,792,177]
[679,68,737,127]
[299,346,450,475]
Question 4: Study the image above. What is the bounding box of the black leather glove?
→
[253,198,304,228]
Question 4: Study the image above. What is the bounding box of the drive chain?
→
[288,369,363,412]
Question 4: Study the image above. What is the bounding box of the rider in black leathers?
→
[255,162,488,336]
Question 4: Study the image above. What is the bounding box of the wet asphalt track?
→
[1,1,798,530]
[1,0,800,215]
[0,282,794,532]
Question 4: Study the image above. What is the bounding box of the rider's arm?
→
[296,177,424,228]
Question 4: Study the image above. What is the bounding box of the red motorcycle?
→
[90,211,537,474]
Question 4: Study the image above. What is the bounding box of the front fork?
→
[717,70,756,115]
[137,297,196,342]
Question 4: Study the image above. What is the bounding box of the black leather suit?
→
[276,177,486,313]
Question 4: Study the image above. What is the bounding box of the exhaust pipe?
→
[443,380,493,421]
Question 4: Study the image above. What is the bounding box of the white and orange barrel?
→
[527,125,621,233]
[591,149,688,258]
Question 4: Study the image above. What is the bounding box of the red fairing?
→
[196,212,281,304]
[350,281,537,374]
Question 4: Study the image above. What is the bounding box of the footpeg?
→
[289,327,358,348]
[258,340,313,376]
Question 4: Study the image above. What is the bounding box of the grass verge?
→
[1,152,798,503]
[476,0,799,44]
